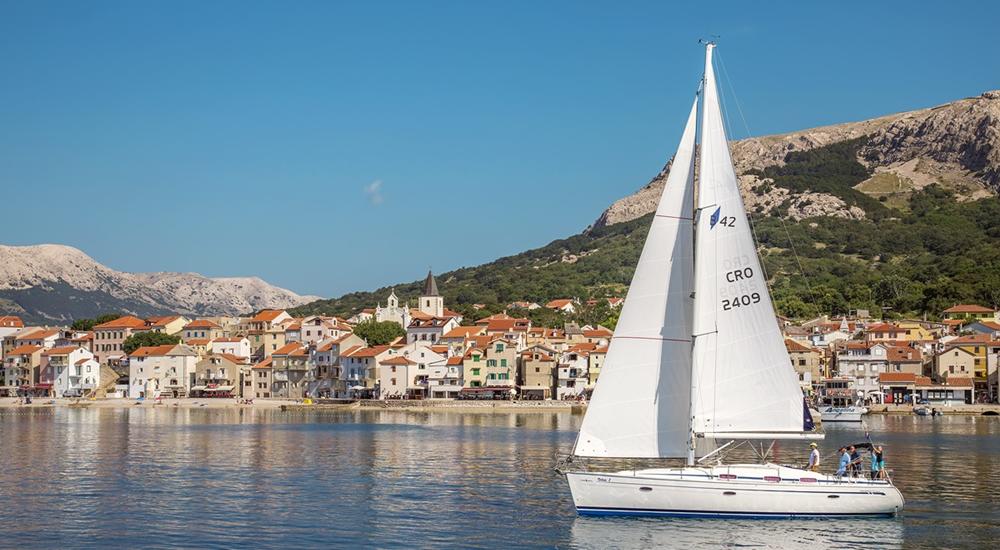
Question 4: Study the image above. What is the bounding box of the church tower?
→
[418,270,444,317]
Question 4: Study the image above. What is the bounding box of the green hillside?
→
[292,139,1000,323]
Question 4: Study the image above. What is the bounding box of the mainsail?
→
[574,98,698,458]
[690,43,805,437]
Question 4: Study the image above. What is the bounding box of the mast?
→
[686,42,712,467]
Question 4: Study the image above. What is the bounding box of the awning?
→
[518,385,550,391]
[205,385,234,391]
[191,386,207,391]
[349,385,367,391]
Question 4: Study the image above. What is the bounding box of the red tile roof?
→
[252,357,273,369]
[95,316,149,330]
[382,356,415,366]
[147,316,182,326]
[443,326,486,339]
[546,299,574,309]
[934,377,973,387]
[886,346,922,362]
[446,356,464,366]
[184,319,222,329]
[8,344,42,355]
[943,304,994,314]
[351,345,391,358]
[217,353,249,365]
[0,316,24,328]
[130,345,178,358]
[866,323,903,333]
[475,313,514,324]
[272,342,303,356]
[41,346,80,356]
[18,328,60,340]
[251,309,286,322]
[879,372,917,384]
[785,338,815,353]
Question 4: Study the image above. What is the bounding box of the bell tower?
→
[418,270,443,317]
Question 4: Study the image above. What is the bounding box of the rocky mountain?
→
[595,90,1000,227]
[0,244,320,323]
[294,90,1000,321]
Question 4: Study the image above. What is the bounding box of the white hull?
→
[567,464,904,518]
[819,406,866,422]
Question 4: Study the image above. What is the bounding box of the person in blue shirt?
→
[835,447,850,477]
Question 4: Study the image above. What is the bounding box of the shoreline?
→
[3,397,998,416]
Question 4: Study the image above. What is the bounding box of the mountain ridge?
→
[0,244,319,323]
[595,90,1000,227]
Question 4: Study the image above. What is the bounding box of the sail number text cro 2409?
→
[720,265,761,311]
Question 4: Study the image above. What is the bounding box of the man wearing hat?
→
[806,442,821,472]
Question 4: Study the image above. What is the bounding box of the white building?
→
[377,343,448,399]
[834,342,889,404]
[300,316,353,345]
[556,347,590,399]
[128,344,199,399]
[210,337,251,359]
[374,291,412,328]
[428,356,464,398]
[42,346,99,397]
[407,316,460,345]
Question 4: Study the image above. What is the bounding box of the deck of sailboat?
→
[597,463,895,487]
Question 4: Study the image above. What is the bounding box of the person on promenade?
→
[806,442,820,472]
[835,447,850,477]
[848,446,862,477]
[871,445,886,480]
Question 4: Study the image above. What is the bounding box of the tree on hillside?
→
[71,313,122,331]
[353,320,406,346]
[123,332,181,355]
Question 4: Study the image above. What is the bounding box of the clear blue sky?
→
[2,1,997,297]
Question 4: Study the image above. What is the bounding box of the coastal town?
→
[2,271,999,410]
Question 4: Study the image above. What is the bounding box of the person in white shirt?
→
[806,442,821,472]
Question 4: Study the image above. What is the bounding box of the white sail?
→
[690,44,805,438]
[574,98,698,458]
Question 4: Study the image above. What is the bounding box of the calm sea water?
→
[0,407,997,549]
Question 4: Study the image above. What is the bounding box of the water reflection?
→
[570,516,904,549]
[0,409,997,548]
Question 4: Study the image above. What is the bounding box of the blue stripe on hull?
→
[577,507,896,519]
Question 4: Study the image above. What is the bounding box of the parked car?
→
[916,398,929,405]
[62,388,84,398]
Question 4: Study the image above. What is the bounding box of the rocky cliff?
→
[594,91,1000,227]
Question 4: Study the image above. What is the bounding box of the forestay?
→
[690,44,805,437]
[574,98,698,458]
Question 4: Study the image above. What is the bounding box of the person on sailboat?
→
[849,445,863,477]
[806,442,821,472]
[871,445,886,480]
[835,447,850,477]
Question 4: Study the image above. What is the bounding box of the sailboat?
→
[563,43,905,518]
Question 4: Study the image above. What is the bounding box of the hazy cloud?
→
[363,179,384,205]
